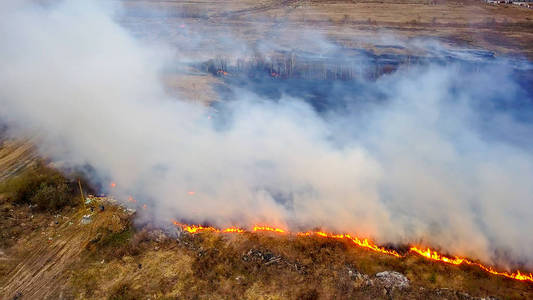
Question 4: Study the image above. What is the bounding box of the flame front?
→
[223,227,246,233]
[409,247,533,282]
[253,225,286,233]
[171,221,533,284]
[298,231,401,257]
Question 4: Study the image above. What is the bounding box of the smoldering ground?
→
[1,1,533,270]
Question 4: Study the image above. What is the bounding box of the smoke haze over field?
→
[1,1,533,269]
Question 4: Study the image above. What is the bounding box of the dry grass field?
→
[120,0,533,58]
[1,1,532,299]
[0,159,532,299]
[121,0,533,100]
[1,193,533,299]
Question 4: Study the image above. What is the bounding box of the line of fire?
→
[171,221,533,283]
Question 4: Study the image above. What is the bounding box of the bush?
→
[31,182,74,211]
[0,164,79,210]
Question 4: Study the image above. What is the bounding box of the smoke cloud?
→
[1,1,533,269]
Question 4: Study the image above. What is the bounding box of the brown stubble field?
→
[120,0,533,58]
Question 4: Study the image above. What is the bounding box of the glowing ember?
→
[110,182,116,188]
[127,196,136,203]
[171,222,533,283]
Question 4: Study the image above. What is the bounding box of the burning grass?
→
[1,167,532,299]
[1,197,532,299]
[173,222,533,285]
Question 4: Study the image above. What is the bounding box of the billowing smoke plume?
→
[1,1,533,269]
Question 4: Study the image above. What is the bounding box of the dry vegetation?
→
[1,164,532,299]
[0,139,37,182]
[1,1,533,299]
[123,0,533,104]
[120,0,533,59]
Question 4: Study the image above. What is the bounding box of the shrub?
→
[30,182,73,211]
[0,164,79,210]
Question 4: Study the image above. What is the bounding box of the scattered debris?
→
[124,208,136,216]
[243,249,277,263]
[80,214,92,225]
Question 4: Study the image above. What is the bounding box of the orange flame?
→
[183,224,217,233]
[253,225,286,233]
[110,182,116,188]
[346,234,402,258]
[171,221,533,283]
[222,227,246,233]
[410,246,533,282]
[298,231,401,257]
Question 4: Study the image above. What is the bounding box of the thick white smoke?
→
[1,1,533,269]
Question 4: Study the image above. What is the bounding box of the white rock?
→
[374,271,410,290]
